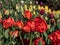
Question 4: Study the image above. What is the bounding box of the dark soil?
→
[37,0,60,10]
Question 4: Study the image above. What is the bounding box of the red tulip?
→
[50,40,60,45]
[39,9,45,15]
[51,18,55,24]
[14,20,24,29]
[49,12,54,19]
[33,17,48,33]
[23,39,30,45]
[34,37,45,45]
[23,20,35,33]
[48,30,60,45]
[3,17,14,28]
[10,30,18,37]
[24,10,32,19]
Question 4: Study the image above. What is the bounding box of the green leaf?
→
[54,14,59,19]
[0,41,2,45]
[0,34,3,40]
[57,21,60,30]
[4,29,9,39]
[38,40,42,45]
[43,32,48,42]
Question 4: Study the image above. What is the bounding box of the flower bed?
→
[0,0,60,45]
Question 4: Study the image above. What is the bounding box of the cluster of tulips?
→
[0,0,60,45]
[1,10,47,45]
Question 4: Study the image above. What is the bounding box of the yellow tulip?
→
[24,5,28,10]
[24,5,27,8]
[34,32,38,34]
[15,12,18,16]
[20,6,24,12]
[4,10,9,15]
[53,10,56,14]
[48,25,50,29]
[40,6,44,9]
[16,4,20,10]
[0,12,2,18]
[57,10,60,14]
[30,5,33,9]
[45,10,48,14]
[25,8,28,10]
[48,9,51,13]
[29,8,32,11]
[45,6,48,10]
[33,11,36,15]
[33,5,36,9]
[38,5,41,10]
[45,17,48,20]
[9,10,13,14]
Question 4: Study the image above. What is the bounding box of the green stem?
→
[9,30,12,45]
[2,28,4,45]
[29,33,32,45]
[19,31,24,45]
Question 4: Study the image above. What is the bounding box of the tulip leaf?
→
[57,21,60,30]
[0,41,2,45]
[38,40,42,45]
[43,32,48,42]
[4,29,9,39]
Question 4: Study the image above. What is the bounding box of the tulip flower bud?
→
[39,9,45,15]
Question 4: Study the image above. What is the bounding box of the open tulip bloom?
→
[0,0,60,45]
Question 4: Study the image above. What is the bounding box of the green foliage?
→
[38,40,42,45]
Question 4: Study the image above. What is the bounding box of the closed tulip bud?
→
[54,14,59,19]
[3,9,9,15]
[45,17,48,20]
[25,8,28,10]
[49,12,54,19]
[33,5,36,9]
[45,6,48,10]
[24,5,27,9]
[48,25,50,29]
[38,5,41,10]
[0,12,2,18]
[0,17,2,23]
[39,9,45,15]
[40,6,44,9]
[15,12,18,16]
[21,6,24,12]
[36,1,38,4]
[16,4,20,10]
[48,9,51,13]
[45,10,48,14]
[9,10,13,14]
[40,2,43,6]
[0,12,2,23]
[57,10,60,14]
[30,5,32,9]
[29,8,32,11]
[33,11,36,15]
[51,18,55,24]
[53,10,56,14]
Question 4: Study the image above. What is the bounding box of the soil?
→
[37,0,60,10]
